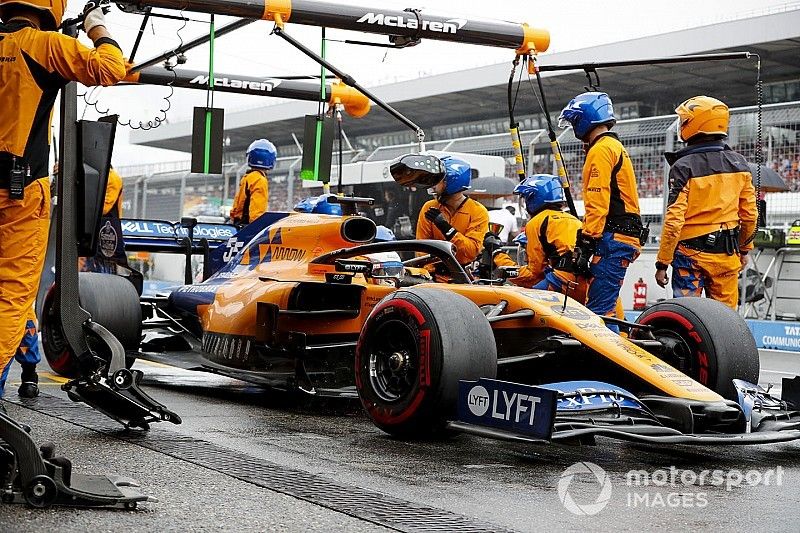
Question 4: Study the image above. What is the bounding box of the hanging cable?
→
[525,54,578,217]
[336,105,344,194]
[745,54,764,245]
[203,13,216,173]
[316,27,328,192]
[507,55,527,181]
[79,8,186,129]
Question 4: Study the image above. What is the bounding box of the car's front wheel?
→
[356,288,497,438]
[635,297,759,401]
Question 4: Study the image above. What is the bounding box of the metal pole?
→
[128,66,370,118]
[116,0,549,53]
[133,174,143,216]
[142,176,150,218]
[287,156,302,207]
[129,18,254,73]
[179,172,187,219]
[273,26,421,137]
[536,52,752,73]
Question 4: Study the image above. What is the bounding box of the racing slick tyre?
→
[41,273,142,379]
[356,288,497,438]
[635,297,759,401]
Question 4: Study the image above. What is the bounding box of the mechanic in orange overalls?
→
[0,0,126,400]
[488,175,585,297]
[231,139,276,225]
[104,165,123,217]
[416,156,489,266]
[558,92,644,333]
[655,96,757,310]
[487,175,627,322]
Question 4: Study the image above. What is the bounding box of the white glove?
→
[82,2,106,34]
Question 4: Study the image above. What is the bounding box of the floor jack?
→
[0,18,178,509]
[0,409,155,509]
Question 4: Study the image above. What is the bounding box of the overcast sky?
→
[57,0,795,167]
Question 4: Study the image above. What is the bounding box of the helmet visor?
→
[372,261,404,278]
[518,196,528,218]
[389,154,445,188]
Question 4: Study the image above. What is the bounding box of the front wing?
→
[453,378,800,446]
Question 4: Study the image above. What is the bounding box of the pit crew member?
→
[415,156,489,266]
[487,202,519,243]
[231,139,276,225]
[655,96,757,310]
[488,175,584,298]
[558,92,644,332]
[0,0,126,398]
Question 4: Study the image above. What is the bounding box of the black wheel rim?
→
[42,298,67,354]
[653,328,696,376]
[368,319,419,403]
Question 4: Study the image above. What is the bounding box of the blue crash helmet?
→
[439,156,472,196]
[293,194,343,216]
[514,174,565,215]
[375,225,396,242]
[558,92,616,141]
[366,251,404,280]
[246,139,277,170]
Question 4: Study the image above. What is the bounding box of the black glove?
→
[573,230,598,275]
[425,207,456,240]
[576,230,598,256]
[483,232,503,256]
[498,266,519,280]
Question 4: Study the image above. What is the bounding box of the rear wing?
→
[121,218,237,253]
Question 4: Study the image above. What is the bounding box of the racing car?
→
[39,156,800,445]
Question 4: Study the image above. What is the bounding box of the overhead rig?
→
[114,0,551,148]
[116,0,550,53]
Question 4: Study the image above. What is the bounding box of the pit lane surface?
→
[1,350,800,532]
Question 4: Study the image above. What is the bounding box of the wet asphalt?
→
[1,349,799,532]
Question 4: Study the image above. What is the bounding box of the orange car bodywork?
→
[181,213,721,403]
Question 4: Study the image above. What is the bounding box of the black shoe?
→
[19,363,39,398]
[18,382,39,398]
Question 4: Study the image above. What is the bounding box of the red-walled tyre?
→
[635,297,759,401]
[41,273,141,378]
[356,288,497,438]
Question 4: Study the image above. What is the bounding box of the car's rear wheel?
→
[356,288,497,438]
[41,273,141,378]
[635,297,759,400]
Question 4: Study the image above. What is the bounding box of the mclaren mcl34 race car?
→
[40,178,800,447]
